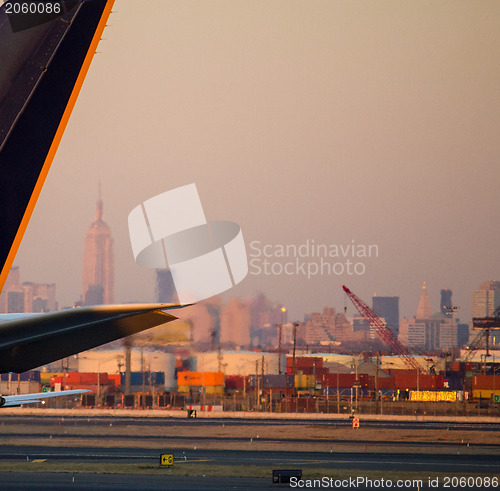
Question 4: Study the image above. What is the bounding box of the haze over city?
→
[11,0,500,323]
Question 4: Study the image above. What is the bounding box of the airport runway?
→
[0,472,268,490]
[2,414,500,432]
[1,447,499,490]
[0,445,499,473]
[0,415,498,490]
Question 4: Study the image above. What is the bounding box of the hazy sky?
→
[12,0,500,323]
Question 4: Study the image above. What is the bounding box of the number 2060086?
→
[443,476,499,488]
[5,2,62,14]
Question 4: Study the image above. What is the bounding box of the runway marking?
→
[30,459,47,463]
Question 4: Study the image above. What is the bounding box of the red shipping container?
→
[378,376,396,390]
[314,367,330,380]
[225,375,245,390]
[65,372,109,386]
[393,372,444,390]
[473,375,500,390]
[50,376,64,387]
[294,357,324,369]
[366,376,396,390]
[321,373,356,387]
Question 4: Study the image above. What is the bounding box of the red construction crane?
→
[342,285,425,373]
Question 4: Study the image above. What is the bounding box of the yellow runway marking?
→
[31,459,47,463]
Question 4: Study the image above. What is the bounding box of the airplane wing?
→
[0,304,182,373]
[0,389,90,408]
[0,0,114,293]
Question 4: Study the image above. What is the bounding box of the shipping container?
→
[108,374,121,386]
[64,372,108,385]
[294,374,316,389]
[50,376,64,387]
[204,385,224,394]
[1,371,40,382]
[225,375,245,390]
[443,372,464,390]
[472,375,500,390]
[0,381,41,395]
[472,389,500,400]
[40,372,65,385]
[409,390,461,402]
[120,371,165,386]
[177,371,223,387]
[389,369,444,390]
[247,374,294,389]
[366,376,396,390]
[321,373,357,388]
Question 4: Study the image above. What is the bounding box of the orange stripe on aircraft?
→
[0,0,115,294]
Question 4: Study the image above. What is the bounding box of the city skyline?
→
[10,0,500,324]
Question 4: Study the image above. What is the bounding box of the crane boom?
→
[342,285,425,373]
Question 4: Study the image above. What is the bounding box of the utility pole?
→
[255,360,259,409]
[277,323,283,375]
[124,339,131,396]
[375,352,379,414]
[292,323,298,375]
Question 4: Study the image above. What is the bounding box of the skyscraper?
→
[472,281,500,318]
[82,193,114,305]
[155,269,177,303]
[372,295,399,336]
[399,282,457,351]
[440,289,453,317]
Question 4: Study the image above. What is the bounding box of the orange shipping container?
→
[177,371,224,387]
[108,374,121,386]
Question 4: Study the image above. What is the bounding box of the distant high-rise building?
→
[471,281,500,347]
[399,282,457,351]
[372,295,399,336]
[155,269,177,303]
[472,281,500,318]
[82,194,114,305]
[0,266,56,313]
[440,289,453,318]
[220,297,251,347]
[304,307,336,345]
[416,282,432,319]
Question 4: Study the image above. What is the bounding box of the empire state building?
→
[82,196,114,305]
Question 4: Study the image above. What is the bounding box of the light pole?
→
[292,322,298,375]
[278,307,286,375]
